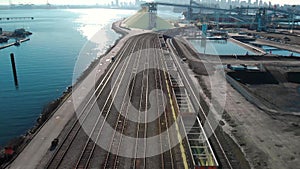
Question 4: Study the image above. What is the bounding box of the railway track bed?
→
[39,33,222,169]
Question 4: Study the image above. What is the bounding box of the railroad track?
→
[45,33,191,169]
[153,38,175,169]
[45,35,141,169]
[73,34,145,169]
[168,38,235,169]
[101,34,179,169]
[134,33,159,169]
[101,35,149,169]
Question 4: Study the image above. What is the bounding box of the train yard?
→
[28,33,228,169]
[5,19,299,169]
[2,1,300,168]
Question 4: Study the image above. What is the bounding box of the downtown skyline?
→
[0,0,298,6]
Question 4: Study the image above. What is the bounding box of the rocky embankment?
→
[0,28,32,43]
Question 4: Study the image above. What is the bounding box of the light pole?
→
[291,5,296,34]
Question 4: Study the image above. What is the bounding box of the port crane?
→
[142,0,300,31]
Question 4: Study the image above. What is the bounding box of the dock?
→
[0,38,30,50]
[0,17,34,21]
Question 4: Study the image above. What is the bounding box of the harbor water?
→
[189,39,255,55]
[261,45,300,57]
[0,8,135,146]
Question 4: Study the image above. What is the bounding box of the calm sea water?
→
[189,39,255,55]
[261,45,300,57]
[0,8,135,146]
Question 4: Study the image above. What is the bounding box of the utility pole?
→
[148,3,157,29]
[10,53,19,88]
[187,0,193,21]
[291,5,296,33]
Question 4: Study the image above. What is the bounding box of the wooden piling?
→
[10,53,19,87]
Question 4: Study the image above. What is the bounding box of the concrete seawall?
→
[2,20,126,169]
[4,19,148,169]
[255,39,300,54]
[177,37,300,60]
[229,38,266,55]
[225,74,276,113]
[111,20,129,36]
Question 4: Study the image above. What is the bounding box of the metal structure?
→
[182,114,218,168]
[160,36,219,168]
[148,3,157,29]
[142,1,300,31]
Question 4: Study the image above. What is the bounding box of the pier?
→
[0,17,34,21]
[0,38,30,50]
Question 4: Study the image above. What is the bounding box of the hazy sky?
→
[0,0,133,5]
[0,0,298,5]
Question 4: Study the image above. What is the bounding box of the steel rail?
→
[168,38,233,169]
[133,45,148,169]
[74,35,144,169]
[101,35,149,169]
[45,36,136,169]
[155,36,176,169]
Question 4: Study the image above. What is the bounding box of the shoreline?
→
[0,20,128,168]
